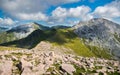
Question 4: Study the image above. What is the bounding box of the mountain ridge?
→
[74,18,120,59]
[0,18,119,59]
[0,22,49,44]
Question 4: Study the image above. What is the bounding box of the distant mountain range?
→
[0,22,49,44]
[0,27,9,32]
[0,18,120,60]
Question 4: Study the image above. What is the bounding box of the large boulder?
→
[60,64,76,75]
[32,64,46,75]
[0,61,13,75]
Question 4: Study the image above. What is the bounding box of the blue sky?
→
[0,0,119,27]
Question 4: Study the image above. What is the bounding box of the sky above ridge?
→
[0,0,120,27]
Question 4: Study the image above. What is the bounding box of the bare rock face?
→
[0,61,13,75]
[32,64,45,75]
[20,58,33,69]
[74,18,120,59]
[60,64,76,75]
[21,67,33,75]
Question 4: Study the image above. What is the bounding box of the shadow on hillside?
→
[47,29,77,44]
[0,29,77,49]
[0,29,54,49]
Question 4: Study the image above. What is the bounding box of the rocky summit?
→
[74,18,120,59]
[0,48,120,75]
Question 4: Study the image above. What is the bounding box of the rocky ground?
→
[0,47,120,75]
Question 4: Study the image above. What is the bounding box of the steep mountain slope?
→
[1,29,54,49]
[0,27,112,59]
[0,22,49,44]
[0,27,9,33]
[74,18,120,59]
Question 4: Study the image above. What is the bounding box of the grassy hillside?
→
[0,31,16,44]
[47,29,112,59]
[0,28,112,59]
[47,29,95,57]
[87,46,112,59]
[0,29,54,49]
[0,22,50,45]
[0,46,21,51]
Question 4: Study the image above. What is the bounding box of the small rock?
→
[21,67,33,75]
[49,51,54,57]
[11,56,18,61]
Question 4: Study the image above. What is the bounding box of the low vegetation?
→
[0,28,112,59]
[48,29,95,57]
[0,46,21,51]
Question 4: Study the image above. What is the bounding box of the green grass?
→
[0,28,112,59]
[0,32,16,44]
[48,28,112,58]
[114,33,120,42]
[0,46,21,51]
[47,29,97,57]
[1,29,55,49]
[73,64,86,75]
[87,46,112,59]
[64,38,95,57]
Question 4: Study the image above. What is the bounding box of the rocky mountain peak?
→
[75,18,120,34]
[74,18,120,59]
[75,18,116,27]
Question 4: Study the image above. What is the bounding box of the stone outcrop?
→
[60,64,76,75]
[0,49,120,75]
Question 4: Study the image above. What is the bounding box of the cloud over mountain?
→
[0,0,80,20]
[0,18,17,26]
[0,0,119,25]
[49,6,93,24]
[93,0,120,19]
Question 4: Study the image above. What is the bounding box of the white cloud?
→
[0,18,16,25]
[69,6,91,18]
[16,12,48,21]
[93,0,120,19]
[68,6,93,20]
[1,0,119,25]
[50,6,93,24]
[51,7,67,22]
[0,0,80,20]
